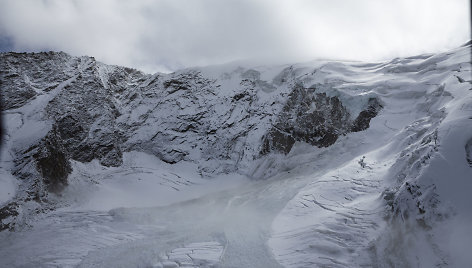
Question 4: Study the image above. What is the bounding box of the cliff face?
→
[0,51,382,230]
[261,83,382,155]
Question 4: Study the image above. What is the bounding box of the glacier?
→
[0,42,471,267]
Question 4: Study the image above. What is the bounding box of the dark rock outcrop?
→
[33,129,72,192]
[350,98,383,132]
[466,137,472,167]
[1,86,36,111]
[0,202,19,231]
[261,84,381,155]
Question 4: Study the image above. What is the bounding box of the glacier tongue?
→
[0,42,471,267]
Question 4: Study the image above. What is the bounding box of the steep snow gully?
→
[0,42,471,267]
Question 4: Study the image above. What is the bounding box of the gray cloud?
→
[0,0,469,73]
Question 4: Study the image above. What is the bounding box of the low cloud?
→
[0,0,469,73]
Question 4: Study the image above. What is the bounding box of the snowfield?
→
[270,44,472,267]
[0,43,471,267]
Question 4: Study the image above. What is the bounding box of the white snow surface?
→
[0,44,471,267]
[59,151,249,211]
[269,45,472,267]
[0,170,16,205]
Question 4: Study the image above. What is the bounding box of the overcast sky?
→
[0,0,470,73]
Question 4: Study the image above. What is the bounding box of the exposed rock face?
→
[0,202,19,231]
[466,137,472,167]
[45,64,124,167]
[1,52,383,176]
[1,52,76,111]
[261,84,382,155]
[1,85,36,110]
[350,98,383,132]
[33,128,72,192]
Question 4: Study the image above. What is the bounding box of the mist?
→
[0,0,469,73]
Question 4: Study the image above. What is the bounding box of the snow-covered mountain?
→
[0,42,470,267]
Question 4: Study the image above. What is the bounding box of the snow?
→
[269,44,472,267]
[154,241,224,267]
[0,170,16,205]
[0,43,471,267]
[269,148,393,267]
[59,151,250,211]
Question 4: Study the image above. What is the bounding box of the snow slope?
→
[269,44,472,267]
[0,43,470,267]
